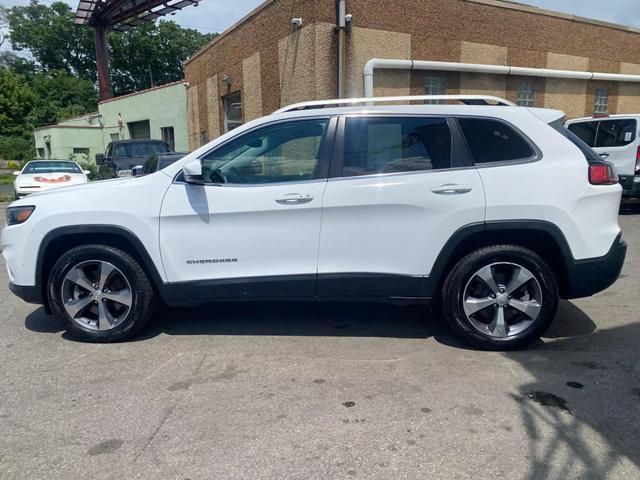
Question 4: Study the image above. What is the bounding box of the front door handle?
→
[275,193,314,205]
[431,184,473,195]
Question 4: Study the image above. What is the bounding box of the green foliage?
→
[6,161,22,170]
[0,173,16,184]
[0,136,34,161]
[77,159,100,181]
[6,1,216,96]
[0,68,34,137]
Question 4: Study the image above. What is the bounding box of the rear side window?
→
[342,117,452,177]
[458,118,535,164]
[568,119,637,148]
[550,120,601,163]
[595,119,636,147]
[567,121,598,147]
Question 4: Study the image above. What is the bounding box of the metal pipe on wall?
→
[336,0,347,98]
[363,58,640,98]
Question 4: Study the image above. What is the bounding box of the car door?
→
[159,117,335,300]
[317,115,486,297]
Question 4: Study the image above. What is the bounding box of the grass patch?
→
[0,174,15,185]
[0,193,15,203]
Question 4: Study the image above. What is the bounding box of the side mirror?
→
[95,153,105,165]
[13,171,20,176]
[82,170,91,175]
[183,159,204,184]
[131,165,144,177]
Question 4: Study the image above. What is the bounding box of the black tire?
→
[49,245,155,342]
[441,245,559,351]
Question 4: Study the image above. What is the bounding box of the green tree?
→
[6,0,216,95]
[0,68,35,160]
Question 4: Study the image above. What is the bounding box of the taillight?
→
[636,146,640,174]
[589,162,618,185]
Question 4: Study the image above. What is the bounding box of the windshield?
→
[114,142,170,157]
[22,161,82,174]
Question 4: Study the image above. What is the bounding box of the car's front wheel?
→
[441,245,559,350]
[49,245,155,342]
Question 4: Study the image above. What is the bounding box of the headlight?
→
[6,206,35,226]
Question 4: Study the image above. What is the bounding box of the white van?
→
[566,115,640,198]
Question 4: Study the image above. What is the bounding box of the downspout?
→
[363,59,640,98]
[336,0,347,98]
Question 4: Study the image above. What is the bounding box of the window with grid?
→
[424,76,447,104]
[516,83,535,107]
[594,89,609,114]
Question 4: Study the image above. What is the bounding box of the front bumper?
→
[565,233,627,299]
[619,175,640,198]
[9,283,43,304]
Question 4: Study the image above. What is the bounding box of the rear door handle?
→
[599,152,610,159]
[431,184,473,195]
[275,193,314,205]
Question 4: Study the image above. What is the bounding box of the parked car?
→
[1,95,626,350]
[13,160,90,199]
[95,139,172,178]
[566,115,640,199]
[132,152,188,176]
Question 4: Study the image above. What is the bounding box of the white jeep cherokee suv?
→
[1,96,627,350]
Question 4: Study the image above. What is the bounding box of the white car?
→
[1,95,626,350]
[13,160,90,199]
[566,115,640,199]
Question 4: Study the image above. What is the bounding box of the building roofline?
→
[186,0,640,67]
[465,0,640,34]
[98,80,187,105]
[185,0,275,65]
[34,124,103,132]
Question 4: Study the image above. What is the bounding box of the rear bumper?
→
[565,233,627,299]
[9,283,43,304]
[619,175,640,198]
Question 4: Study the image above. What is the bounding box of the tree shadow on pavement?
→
[505,305,640,479]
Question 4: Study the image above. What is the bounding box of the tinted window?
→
[567,121,598,147]
[459,118,535,164]
[342,117,451,177]
[595,119,636,147]
[201,119,328,184]
[23,161,82,174]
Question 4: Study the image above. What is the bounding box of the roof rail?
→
[274,95,516,114]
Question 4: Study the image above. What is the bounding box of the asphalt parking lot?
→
[0,203,639,480]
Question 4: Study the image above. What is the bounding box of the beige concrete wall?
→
[206,76,221,139]
[242,53,263,122]
[460,73,506,97]
[461,41,507,65]
[547,52,589,71]
[187,85,200,151]
[617,84,640,113]
[544,78,587,118]
[314,23,337,100]
[278,25,319,107]
[345,26,411,98]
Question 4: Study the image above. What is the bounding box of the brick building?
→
[184,0,640,150]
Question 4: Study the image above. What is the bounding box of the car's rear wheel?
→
[49,245,155,342]
[441,245,559,350]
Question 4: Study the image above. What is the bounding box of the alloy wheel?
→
[61,260,133,331]
[462,262,543,339]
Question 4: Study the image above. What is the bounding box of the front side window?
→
[342,117,452,177]
[516,83,535,107]
[594,89,609,115]
[201,119,328,184]
[424,77,447,104]
[459,118,535,164]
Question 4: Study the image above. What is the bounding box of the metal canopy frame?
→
[74,0,200,31]
[74,0,202,100]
